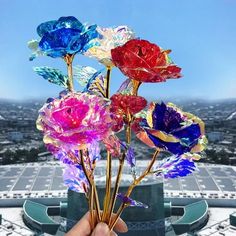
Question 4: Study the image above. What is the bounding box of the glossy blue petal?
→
[151,102,184,132]
[37,20,57,37]
[68,30,97,53]
[39,26,99,58]
[33,66,68,88]
[37,17,83,38]
[146,130,190,155]
[117,193,148,208]
[55,16,83,31]
[39,28,82,57]
[35,17,99,58]
[80,25,100,51]
[171,123,201,146]
[86,24,97,32]
[155,156,196,179]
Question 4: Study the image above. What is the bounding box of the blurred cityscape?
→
[0,98,236,166]
[0,98,236,235]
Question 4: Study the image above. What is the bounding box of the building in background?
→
[0,160,236,235]
[7,131,24,142]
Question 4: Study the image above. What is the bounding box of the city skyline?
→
[0,0,236,100]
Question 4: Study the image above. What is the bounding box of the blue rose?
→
[30,16,99,59]
[135,102,207,156]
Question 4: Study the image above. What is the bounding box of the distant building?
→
[7,131,24,142]
[207,131,224,142]
[229,157,236,165]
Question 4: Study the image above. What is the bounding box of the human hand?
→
[65,212,128,236]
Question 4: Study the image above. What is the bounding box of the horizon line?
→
[1,96,236,102]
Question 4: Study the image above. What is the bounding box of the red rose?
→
[111,39,182,83]
[110,94,147,132]
[110,94,147,115]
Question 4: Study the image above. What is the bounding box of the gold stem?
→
[92,67,111,222]
[128,149,160,191]
[91,181,101,221]
[80,150,101,221]
[110,204,127,231]
[105,67,111,98]
[102,151,112,221]
[107,117,132,226]
[63,54,75,92]
[89,186,95,229]
[107,156,125,225]
[131,80,142,96]
[109,149,160,229]
[126,113,132,145]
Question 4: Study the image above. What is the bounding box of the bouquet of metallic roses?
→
[29,16,207,232]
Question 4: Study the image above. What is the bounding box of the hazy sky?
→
[0,0,236,100]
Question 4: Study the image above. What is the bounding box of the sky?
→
[0,0,236,101]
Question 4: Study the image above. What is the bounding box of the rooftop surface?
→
[0,161,236,235]
[0,161,235,204]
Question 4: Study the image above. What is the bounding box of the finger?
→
[112,216,128,233]
[91,222,110,236]
[65,212,91,236]
[110,231,118,236]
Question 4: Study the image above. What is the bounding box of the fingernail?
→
[120,219,128,232]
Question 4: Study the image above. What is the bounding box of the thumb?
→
[91,222,110,236]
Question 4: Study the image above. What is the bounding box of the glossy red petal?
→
[111,39,182,83]
[111,94,147,115]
